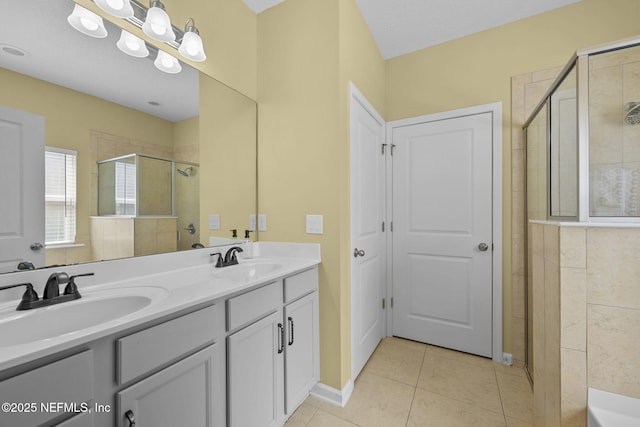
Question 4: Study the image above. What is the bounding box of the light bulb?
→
[117,30,149,58]
[142,2,175,43]
[67,5,107,38]
[95,0,134,18]
[178,29,206,62]
[154,50,181,74]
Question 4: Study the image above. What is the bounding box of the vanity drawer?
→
[117,304,219,385]
[0,350,93,427]
[226,281,282,331]
[284,268,317,303]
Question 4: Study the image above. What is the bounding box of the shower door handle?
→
[478,243,489,252]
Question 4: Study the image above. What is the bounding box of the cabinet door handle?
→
[125,410,136,427]
[277,323,284,354]
[288,316,294,346]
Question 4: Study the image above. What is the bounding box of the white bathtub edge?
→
[588,388,640,427]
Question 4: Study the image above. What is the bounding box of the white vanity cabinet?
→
[0,350,94,427]
[117,344,221,427]
[227,267,319,427]
[115,304,224,427]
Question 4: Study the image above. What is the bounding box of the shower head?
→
[177,166,193,177]
[624,102,640,125]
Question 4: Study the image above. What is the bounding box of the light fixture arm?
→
[183,18,199,35]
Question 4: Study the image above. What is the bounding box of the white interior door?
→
[392,112,493,357]
[350,85,385,380]
[0,106,45,272]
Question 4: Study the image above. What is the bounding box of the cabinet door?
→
[227,310,284,427]
[117,344,222,427]
[285,293,318,414]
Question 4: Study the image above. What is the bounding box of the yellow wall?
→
[386,0,640,354]
[337,0,386,386]
[258,0,385,389]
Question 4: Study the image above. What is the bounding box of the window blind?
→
[45,148,77,244]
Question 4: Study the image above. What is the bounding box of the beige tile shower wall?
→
[550,225,640,427]
[511,67,562,366]
[586,228,640,399]
[589,46,640,216]
[559,226,587,427]
[531,222,562,427]
[138,157,173,216]
[90,217,134,261]
[133,218,177,256]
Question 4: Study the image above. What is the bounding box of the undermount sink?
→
[0,286,168,347]
[213,260,283,283]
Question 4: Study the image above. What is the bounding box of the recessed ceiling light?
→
[148,101,161,106]
[0,44,28,57]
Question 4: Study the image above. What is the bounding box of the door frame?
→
[349,82,387,383]
[386,102,503,363]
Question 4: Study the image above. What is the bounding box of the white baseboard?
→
[310,380,354,407]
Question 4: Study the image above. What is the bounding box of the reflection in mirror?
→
[0,0,257,273]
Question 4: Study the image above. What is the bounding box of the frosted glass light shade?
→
[142,2,175,43]
[67,5,107,38]
[178,30,206,62]
[154,50,181,74]
[94,0,134,19]
[117,30,149,58]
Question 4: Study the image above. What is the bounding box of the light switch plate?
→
[258,214,267,232]
[249,214,256,231]
[208,214,220,230]
[306,214,323,234]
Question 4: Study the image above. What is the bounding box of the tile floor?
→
[285,337,533,427]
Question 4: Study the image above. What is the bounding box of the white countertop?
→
[0,242,321,372]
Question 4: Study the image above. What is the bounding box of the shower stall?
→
[94,154,200,258]
[523,37,640,385]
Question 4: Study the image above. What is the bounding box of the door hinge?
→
[381,143,387,155]
[382,298,385,309]
[382,222,385,232]
[390,144,396,155]
[492,243,495,251]
[390,221,393,232]
[391,297,394,308]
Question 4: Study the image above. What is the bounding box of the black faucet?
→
[211,247,244,268]
[0,272,95,311]
[224,246,244,266]
[0,283,39,310]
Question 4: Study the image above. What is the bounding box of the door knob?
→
[353,248,365,258]
[478,243,489,252]
[30,243,43,251]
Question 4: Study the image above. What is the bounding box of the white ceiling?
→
[243,0,583,59]
[0,0,199,122]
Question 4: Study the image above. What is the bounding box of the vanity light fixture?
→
[67,4,108,38]
[178,18,206,62]
[154,49,181,74]
[142,0,175,43]
[117,30,149,57]
[94,0,134,19]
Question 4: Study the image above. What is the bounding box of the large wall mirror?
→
[0,0,257,273]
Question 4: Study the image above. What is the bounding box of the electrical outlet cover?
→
[208,214,220,230]
[306,214,323,234]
